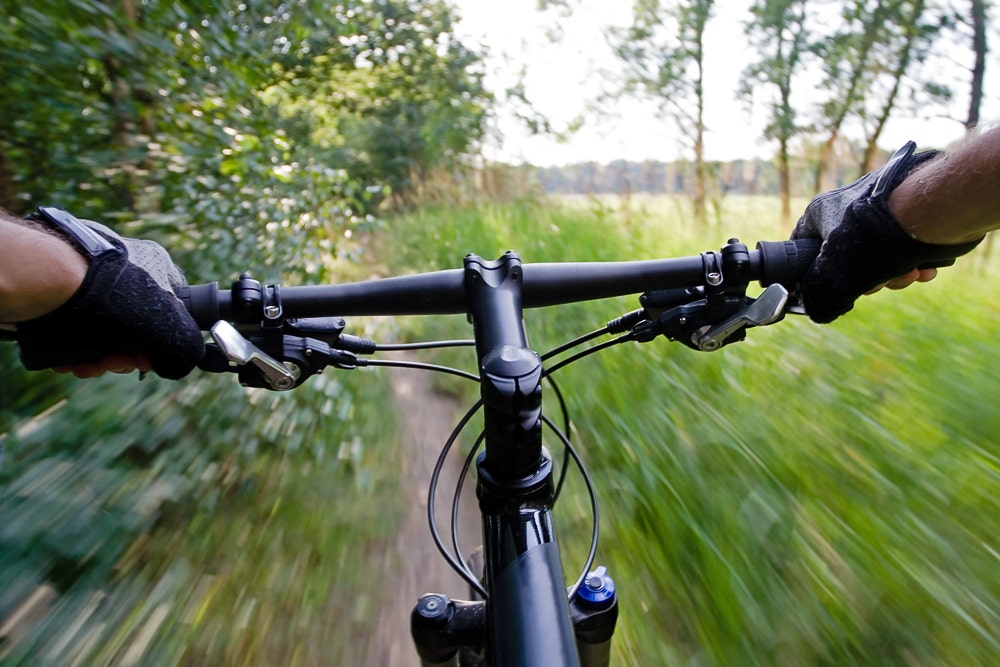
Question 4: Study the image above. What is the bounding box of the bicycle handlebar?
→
[181,238,820,327]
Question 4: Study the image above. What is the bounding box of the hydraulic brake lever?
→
[211,321,298,390]
[206,320,359,390]
[692,284,789,351]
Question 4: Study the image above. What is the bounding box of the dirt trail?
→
[363,360,480,666]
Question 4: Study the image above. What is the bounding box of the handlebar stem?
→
[465,252,545,483]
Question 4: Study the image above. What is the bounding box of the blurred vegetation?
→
[1,349,398,665]
[1,1,486,664]
[382,193,999,666]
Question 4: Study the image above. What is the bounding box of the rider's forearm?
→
[0,209,87,323]
[889,126,1000,245]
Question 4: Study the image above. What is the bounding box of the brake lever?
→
[211,321,298,390]
[203,321,363,390]
[693,284,789,351]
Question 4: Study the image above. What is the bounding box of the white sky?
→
[452,0,999,166]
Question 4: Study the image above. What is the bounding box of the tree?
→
[811,0,952,185]
[856,0,940,172]
[607,0,715,224]
[966,0,988,130]
[0,0,489,280]
[741,0,810,223]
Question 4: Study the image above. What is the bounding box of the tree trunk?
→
[814,0,883,192]
[778,136,791,224]
[693,99,707,225]
[862,0,925,173]
[967,0,987,131]
[693,25,708,225]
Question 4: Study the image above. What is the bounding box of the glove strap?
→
[869,142,939,214]
[25,207,116,259]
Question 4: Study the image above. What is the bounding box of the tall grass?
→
[384,194,1000,666]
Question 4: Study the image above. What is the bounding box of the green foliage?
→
[607,0,716,223]
[741,0,809,145]
[382,195,1000,666]
[0,0,489,281]
[1,1,489,662]
[809,0,955,175]
[608,0,715,132]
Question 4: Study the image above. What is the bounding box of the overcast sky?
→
[452,0,998,166]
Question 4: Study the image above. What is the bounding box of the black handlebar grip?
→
[178,282,223,329]
[756,238,822,288]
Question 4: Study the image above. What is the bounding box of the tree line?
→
[530,152,864,198]
[605,0,991,223]
[2,1,992,237]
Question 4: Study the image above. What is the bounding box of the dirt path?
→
[363,360,480,666]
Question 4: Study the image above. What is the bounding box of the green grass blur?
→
[1,348,401,665]
[383,193,1000,666]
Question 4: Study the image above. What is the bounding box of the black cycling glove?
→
[792,142,983,323]
[15,208,204,379]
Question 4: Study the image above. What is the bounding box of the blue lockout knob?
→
[577,565,616,608]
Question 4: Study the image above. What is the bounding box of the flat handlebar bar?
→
[181,239,820,327]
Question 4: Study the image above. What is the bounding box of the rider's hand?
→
[14,208,204,379]
[791,142,983,323]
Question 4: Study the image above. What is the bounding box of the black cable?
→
[374,339,475,351]
[428,399,489,599]
[546,374,573,503]
[540,327,609,362]
[541,414,600,601]
[452,431,485,588]
[543,332,635,377]
[408,322,631,600]
[362,358,479,382]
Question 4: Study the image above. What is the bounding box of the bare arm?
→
[0,209,87,323]
[890,126,1000,244]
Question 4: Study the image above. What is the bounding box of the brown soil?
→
[362,360,480,666]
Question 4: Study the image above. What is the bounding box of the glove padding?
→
[792,142,983,323]
[16,218,204,379]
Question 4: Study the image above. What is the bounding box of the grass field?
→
[383,193,1000,666]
